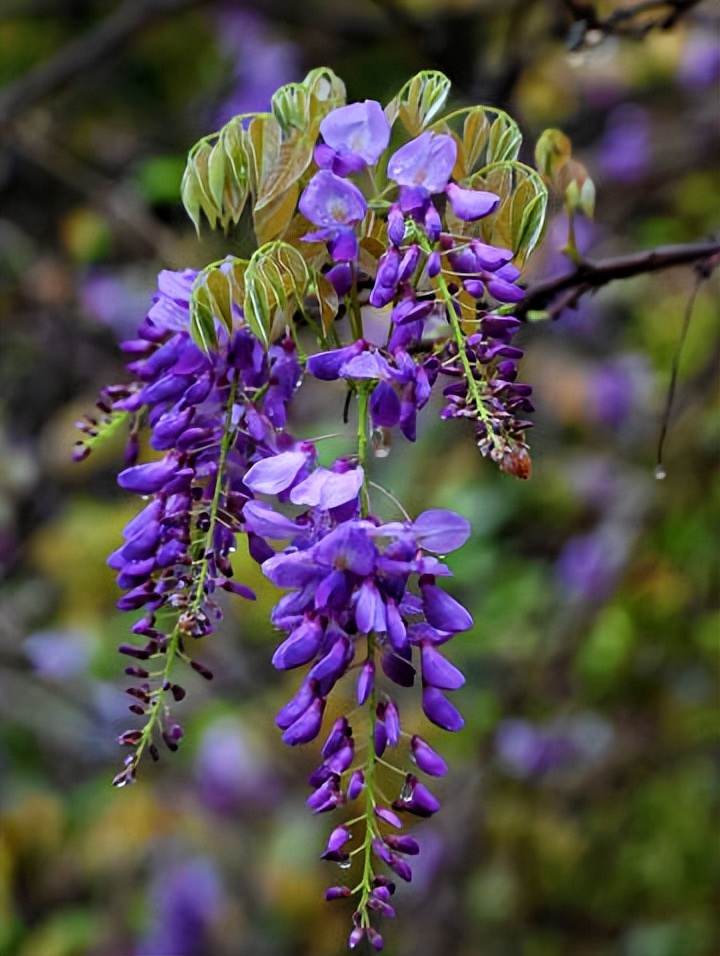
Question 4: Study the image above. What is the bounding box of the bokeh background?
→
[0,2,718,955]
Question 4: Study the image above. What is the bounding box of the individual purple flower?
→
[315,100,391,175]
[387,132,457,194]
[299,170,367,262]
[387,131,499,223]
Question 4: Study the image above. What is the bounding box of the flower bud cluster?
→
[242,447,471,941]
[78,82,538,948]
[81,269,303,785]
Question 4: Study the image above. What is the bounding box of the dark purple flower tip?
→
[398,245,421,282]
[272,617,324,670]
[306,340,366,381]
[372,838,413,882]
[421,583,473,632]
[357,659,375,705]
[422,686,464,732]
[321,824,352,861]
[427,250,442,278]
[319,100,390,166]
[347,768,365,800]
[374,718,388,757]
[326,263,354,298]
[370,381,401,429]
[328,228,360,263]
[220,579,256,600]
[384,700,401,747]
[307,774,342,812]
[387,205,406,245]
[393,773,441,818]
[367,927,385,951]
[463,279,485,299]
[244,450,309,495]
[420,643,465,690]
[445,182,499,221]
[321,716,351,759]
[299,170,367,227]
[471,240,514,272]
[276,678,319,730]
[487,277,525,303]
[370,248,401,307]
[118,459,177,495]
[391,297,434,326]
[308,635,354,695]
[282,696,326,746]
[326,885,352,901]
[380,650,415,688]
[388,132,457,194]
[374,806,403,829]
[412,509,470,553]
[349,927,366,950]
[385,834,420,855]
[410,735,448,776]
[190,659,214,680]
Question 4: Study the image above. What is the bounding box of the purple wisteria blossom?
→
[316,100,391,175]
[78,72,543,953]
[299,170,368,261]
[80,267,304,786]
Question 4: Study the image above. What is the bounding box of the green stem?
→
[433,270,501,453]
[132,377,238,766]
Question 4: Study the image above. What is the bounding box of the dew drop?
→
[654,465,666,481]
[338,858,352,870]
[399,782,413,803]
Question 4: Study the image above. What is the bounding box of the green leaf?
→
[181,141,219,233]
[271,67,346,133]
[434,105,523,177]
[385,70,452,136]
[534,127,572,180]
[244,242,311,349]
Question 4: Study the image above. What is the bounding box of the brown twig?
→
[562,0,705,48]
[518,240,720,318]
[0,0,210,128]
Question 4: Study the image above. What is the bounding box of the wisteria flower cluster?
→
[78,69,548,949]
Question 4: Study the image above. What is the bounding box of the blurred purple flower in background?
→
[598,105,651,184]
[495,713,613,780]
[194,717,282,815]
[211,9,300,124]
[555,530,621,603]
[136,857,223,956]
[679,31,720,89]
[24,628,93,680]
[79,271,154,340]
[588,354,653,430]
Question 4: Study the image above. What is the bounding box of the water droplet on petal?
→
[338,858,353,870]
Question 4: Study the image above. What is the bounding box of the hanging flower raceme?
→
[77,67,548,950]
[243,450,472,944]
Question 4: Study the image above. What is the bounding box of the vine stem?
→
[354,383,381,927]
[433,270,502,454]
[132,376,238,767]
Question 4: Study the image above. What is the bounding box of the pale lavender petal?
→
[299,170,367,226]
[387,132,457,193]
[320,100,390,165]
[412,509,470,553]
[445,183,499,221]
[244,450,308,494]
